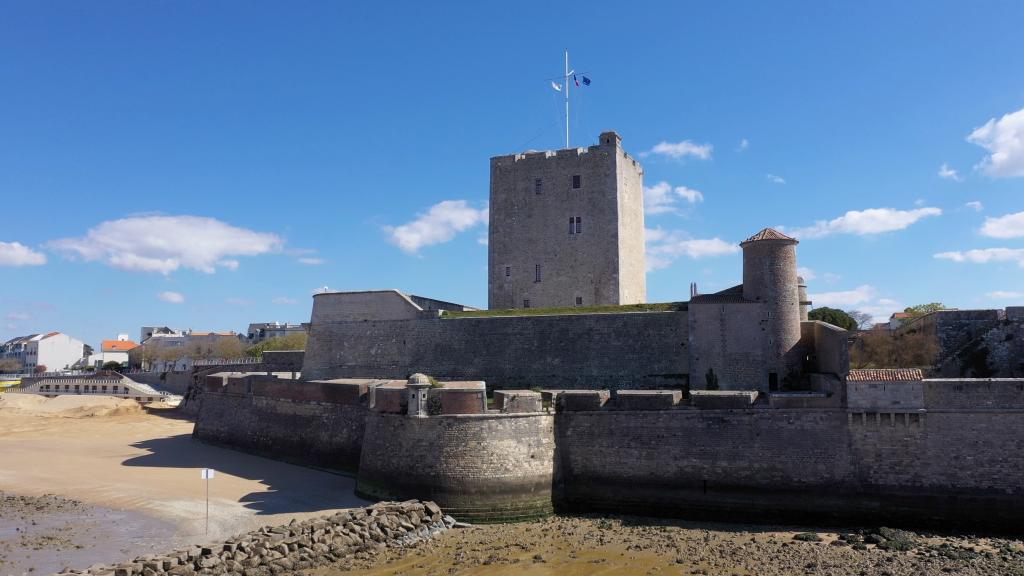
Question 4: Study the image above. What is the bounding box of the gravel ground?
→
[314,514,1024,576]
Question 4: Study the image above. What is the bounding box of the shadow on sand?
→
[122,433,369,516]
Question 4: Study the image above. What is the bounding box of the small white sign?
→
[201,468,215,480]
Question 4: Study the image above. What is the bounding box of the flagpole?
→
[564,49,570,149]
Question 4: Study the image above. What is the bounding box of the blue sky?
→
[2,1,1023,348]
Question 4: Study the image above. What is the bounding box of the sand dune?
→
[0,393,143,417]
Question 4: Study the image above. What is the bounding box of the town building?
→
[84,334,139,368]
[246,322,306,344]
[0,332,86,372]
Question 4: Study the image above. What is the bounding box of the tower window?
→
[534,178,543,195]
[572,174,581,189]
[569,216,582,234]
[534,264,542,283]
[523,299,531,309]
[575,296,583,306]
[504,266,511,277]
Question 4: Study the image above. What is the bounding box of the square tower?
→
[488,131,646,310]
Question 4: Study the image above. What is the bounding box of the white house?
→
[21,332,86,372]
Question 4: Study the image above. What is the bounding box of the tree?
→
[0,358,22,373]
[101,361,122,371]
[246,332,308,357]
[904,303,946,318]
[850,330,940,369]
[808,307,857,330]
[34,365,48,374]
[847,310,875,331]
[213,337,247,359]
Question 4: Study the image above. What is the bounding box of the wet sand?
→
[318,515,1024,576]
[0,396,368,574]
[0,492,176,575]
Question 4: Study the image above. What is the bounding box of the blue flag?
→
[582,76,591,86]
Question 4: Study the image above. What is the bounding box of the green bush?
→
[793,533,821,542]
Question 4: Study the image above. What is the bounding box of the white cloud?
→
[987,291,1024,300]
[643,182,704,215]
[966,201,984,212]
[823,272,842,284]
[384,200,488,254]
[0,241,46,267]
[797,267,816,281]
[935,247,1024,267]
[643,140,713,160]
[980,211,1024,239]
[158,291,185,304]
[272,296,297,305]
[5,312,30,321]
[49,215,281,274]
[788,207,942,239]
[737,138,749,151]
[938,163,963,182]
[968,106,1024,177]
[810,284,877,308]
[809,284,902,323]
[765,174,786,185]
[297,257,325,265]
[645,228,739,271]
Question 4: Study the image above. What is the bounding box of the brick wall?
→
[302,310,689,390]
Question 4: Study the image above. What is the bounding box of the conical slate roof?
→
[741,228,797,244]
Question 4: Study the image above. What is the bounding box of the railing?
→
[0,370,91,379]
[193,356,262,366]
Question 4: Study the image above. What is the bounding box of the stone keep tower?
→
[740,228,803,388]
[487,131,646,310]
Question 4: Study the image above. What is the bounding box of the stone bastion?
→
[194,371,1024,528]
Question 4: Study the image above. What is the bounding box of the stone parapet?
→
[690,390,759,409]
[556,390,610,412]
[612,390,681,410]
[494,390,543,413]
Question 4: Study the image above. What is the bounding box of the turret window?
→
[534,264,542,283]
[534,178,543,194]
[572,174,581,189]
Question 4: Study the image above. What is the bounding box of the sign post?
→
[201,468,215,535]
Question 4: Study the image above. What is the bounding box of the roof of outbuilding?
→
[741,228,797,244]
[847,368,924,382]
[689,284,752,304]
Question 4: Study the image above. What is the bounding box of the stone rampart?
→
[194,376,369,472]
[555,403,1024,529]
[356,411,555,523]
[302,311,688,390]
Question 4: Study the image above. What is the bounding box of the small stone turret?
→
[741,228,802,389]
[407,373,431,417]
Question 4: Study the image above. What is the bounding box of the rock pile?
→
[51,500,451,576]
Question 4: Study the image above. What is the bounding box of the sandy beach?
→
[0,394,367,574]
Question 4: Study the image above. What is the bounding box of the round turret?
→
[740,228,802,388]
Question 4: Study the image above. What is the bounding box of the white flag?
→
[202,468,215,479]
[551,81,562,92]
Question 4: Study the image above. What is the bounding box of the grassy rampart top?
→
[440,302,687,319]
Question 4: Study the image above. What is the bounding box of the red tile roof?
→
[890,312,911,319]
[102,340,139,352]
[848,368,923,382]
[741,228,797,244]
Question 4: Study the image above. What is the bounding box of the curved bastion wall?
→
[356,411,556,523]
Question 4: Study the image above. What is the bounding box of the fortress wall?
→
[555,407,1024,528]
[555,409,854,521]
[193,387,368,472]
[302,311,689,390]
[356,411,555,523]
[687,303,765,390]
[922,378,1024,409]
